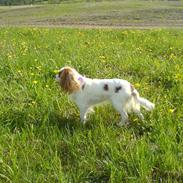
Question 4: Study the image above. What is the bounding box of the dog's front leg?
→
[74,97,88,124]
[79,107,88,124]
[76,103,89,124]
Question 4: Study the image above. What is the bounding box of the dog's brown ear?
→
[59,68,80,93]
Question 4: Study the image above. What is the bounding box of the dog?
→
[56,66,155,126]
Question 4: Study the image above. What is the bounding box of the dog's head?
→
[56,67,80,93]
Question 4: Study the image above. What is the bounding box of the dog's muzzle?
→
[55,74,60,81]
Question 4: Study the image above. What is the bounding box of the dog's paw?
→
[117,120,130,127]
[88,108,95,114]
[81,118,87,125]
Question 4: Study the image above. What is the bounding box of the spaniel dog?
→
[56,66,155,126]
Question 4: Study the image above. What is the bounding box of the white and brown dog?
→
[56,66,155,126]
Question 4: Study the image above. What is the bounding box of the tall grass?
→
[0,28,182,182]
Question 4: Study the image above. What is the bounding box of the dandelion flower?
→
[33,80,38,84]
[134,83,141,88]
[36,66,41,71]
[99,56,106,59]
[168,108,175,113]
[32,101,36,105]
[175,74,181,80]
[53,70,60,74]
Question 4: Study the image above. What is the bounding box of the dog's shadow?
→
[126,114,155,138]
[49,112,97,134]
[49,111,154,138]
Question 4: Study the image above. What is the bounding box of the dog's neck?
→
[78,76,84,82]
[73,70,86,86]
[77,76,85,86]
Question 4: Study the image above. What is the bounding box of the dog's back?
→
[72,78,132,106]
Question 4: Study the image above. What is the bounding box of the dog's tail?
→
[131,85,155,111]
[137,97,155,111]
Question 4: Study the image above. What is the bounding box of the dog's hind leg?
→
[134,109,144,120]
[118,110,129,126]
[111,100,129,126]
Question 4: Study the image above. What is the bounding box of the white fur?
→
[56,67,155,126]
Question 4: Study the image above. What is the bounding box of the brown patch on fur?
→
[103,84,109,91]
[58,70,62,77]
[130,84,137,97]
[130,84,135,92]
[59,67,80,93]
[115,86,122,93]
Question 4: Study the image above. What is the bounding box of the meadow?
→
[0,27,183,182]
[1,0,183,27]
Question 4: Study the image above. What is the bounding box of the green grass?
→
[1,0,183,27]
[0,27,183,182]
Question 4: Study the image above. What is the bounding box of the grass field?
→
[1,0,183,28]
[0,27,182,182]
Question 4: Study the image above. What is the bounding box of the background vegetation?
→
[0,0,183,182]
[0,27,182,182]
[1,0,183,28]
[0,0,112,6]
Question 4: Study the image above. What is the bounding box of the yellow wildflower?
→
[8,54,12,59]
[31,101,36,105]
[36,66,41,70]
[169,53,176,60]
[99,55,106,59]
[175,74,181,80]
[168,108,175,113]
[134,83,141,88]
[53,70,60,74]
[33,80,38,84]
